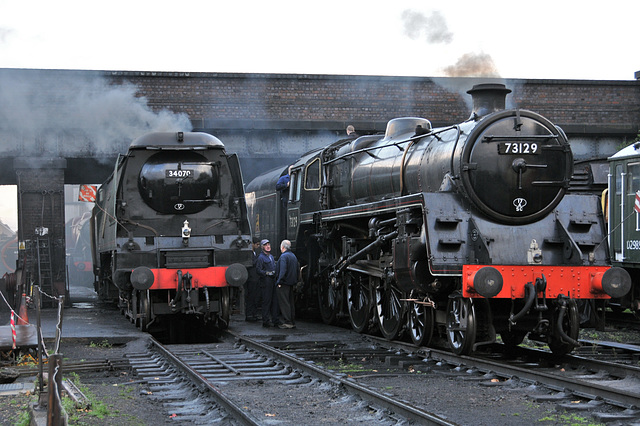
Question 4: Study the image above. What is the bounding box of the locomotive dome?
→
[383,117,432,140]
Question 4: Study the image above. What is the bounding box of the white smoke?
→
[401,9,500,79]
[401,10,453,44]
[0,69,193,157]
[0,28,12,43]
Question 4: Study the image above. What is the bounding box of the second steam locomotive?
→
[91,131,252,336]
[246,83,631,355]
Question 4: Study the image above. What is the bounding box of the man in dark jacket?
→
[244,237,262,322]
[255,239,278,327]
[275,239,298,329]
[275,167,291,238]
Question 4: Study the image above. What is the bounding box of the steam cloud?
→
[443,52,500,78]
[401,9,500,78]
[0,70,193,158]
[401,10,453,44]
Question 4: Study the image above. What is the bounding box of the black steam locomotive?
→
[246,83,631,356]
[91,131,252,335]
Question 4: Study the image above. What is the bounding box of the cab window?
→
[289,169,303,202]
[305,158,321,190]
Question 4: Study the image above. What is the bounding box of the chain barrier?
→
[1,281,68,422]
[0,286,28,326]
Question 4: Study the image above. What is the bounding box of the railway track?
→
[124,334,453,425]
[26,309,638,424]
[358,334,640,423]
[113,320,640,425]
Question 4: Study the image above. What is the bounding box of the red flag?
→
[635,191,640,214]
[78,184,97,202]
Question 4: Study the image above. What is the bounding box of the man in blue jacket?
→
[256,239,278,327]
[276,239,298,329]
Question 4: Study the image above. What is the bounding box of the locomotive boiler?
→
[246,83,631,355]
[91,131,252,336]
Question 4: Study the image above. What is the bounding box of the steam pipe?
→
[555,299,580,348]
[508,282,536,325]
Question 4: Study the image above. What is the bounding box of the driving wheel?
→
[407,298,434,346]
[347,272,372,333]
[446,297,476,355]
[318,275,341,325]
[375,277,405,340]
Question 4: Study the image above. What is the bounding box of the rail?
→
[148,336,262,425]
[227,329,455,425]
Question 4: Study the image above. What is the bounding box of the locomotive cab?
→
[286,155,324,250]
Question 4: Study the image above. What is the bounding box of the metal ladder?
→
[36,237,55,306]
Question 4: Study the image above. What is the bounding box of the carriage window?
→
[305,159,320,190]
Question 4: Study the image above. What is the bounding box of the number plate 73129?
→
[498,142,539,155]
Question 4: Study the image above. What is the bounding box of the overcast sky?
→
[1,1,638,80]
[0,1,638,231]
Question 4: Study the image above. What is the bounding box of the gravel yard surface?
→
[0,337,565,426]
[1,314,638,425]
[0,337,168,425]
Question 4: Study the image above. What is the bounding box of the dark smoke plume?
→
[401,10,453,44]
[443,52,500,78]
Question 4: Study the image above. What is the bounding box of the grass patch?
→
[537,411,604,425]
[89,339,112,349]
[61,373,116,424]
[317,359,373,374]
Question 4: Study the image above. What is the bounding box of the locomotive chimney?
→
[467,83,512,119]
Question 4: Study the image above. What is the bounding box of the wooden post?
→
[34,287,45,406]
[54,296,64,353]
[47,353,63,425]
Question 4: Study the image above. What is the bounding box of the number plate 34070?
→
[166,169,193,178]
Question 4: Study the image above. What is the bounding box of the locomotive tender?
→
[91,131,252,334]
[246,83,631,355]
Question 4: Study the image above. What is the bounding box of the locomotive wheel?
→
[130,291,138,324]
[446,297,477,355]
[218,287,230,329]
[347,272,372,333]
[318,276,341,325]
[549,299,579,356]
[138,290,151,332]
[375,277,405,340]
[407,299,434,347]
